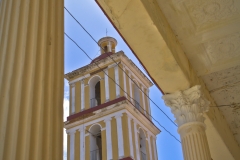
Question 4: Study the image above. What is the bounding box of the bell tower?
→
[64,37,160,160]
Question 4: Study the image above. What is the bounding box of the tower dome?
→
[98,37,117,54]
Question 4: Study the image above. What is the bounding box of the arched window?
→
[89,124,102,160]
[89,76,101,108]
[139,129,147,160]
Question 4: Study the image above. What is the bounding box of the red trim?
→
[91,52,114,64]
[67,96,127,121]
[67,96,160,132]
[120,157,134,160]
[95,0,164,94]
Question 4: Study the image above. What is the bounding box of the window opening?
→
[89,76,101,108]
[95,81,101,106]
[90,125,102,160]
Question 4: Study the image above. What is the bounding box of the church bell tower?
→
[64,37,160,160]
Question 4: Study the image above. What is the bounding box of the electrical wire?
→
[64,32,181,143]
[64,6,178,127]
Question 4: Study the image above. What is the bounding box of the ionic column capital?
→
[162,85,210,127]
[104,117,112,123]
[114,113,123,119]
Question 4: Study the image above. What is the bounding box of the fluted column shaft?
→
[0,0,64,160]
[162,85,212,160]
[179,122,211,160]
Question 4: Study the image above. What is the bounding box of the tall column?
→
[81,80,85,111]
[104,117,113,160]
[71,83,75,114]
[147,89,151,119]
[127,116,134,158]
[123,65,127,98]
[141,86,146,115]
[0,0,64,160]
[147,134,153,160]
[153,137,158,160]
[104,69,109,102]
[68,131,76,160]
[162,85,211,160]
[114,65,120,97]
[115,113,124,158]
[129,72,133,103]
[133,121,140,160]
[79,126,85,160]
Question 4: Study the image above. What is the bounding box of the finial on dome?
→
[98,37,117,54]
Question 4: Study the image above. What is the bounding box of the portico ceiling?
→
[96,0,240,159]
[156,0,240,145]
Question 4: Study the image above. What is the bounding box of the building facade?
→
[64,37,160,160]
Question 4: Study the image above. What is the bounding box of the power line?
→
[64,6,178,127]
[64,32,181,143]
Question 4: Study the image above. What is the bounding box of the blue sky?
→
[64,0,183,159]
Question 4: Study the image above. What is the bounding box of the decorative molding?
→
[64,51,153,87]
[104,117,112,122]
[162,85,210,126]
[108,63,118,68]
[184,0,239,26]
[204,32,240,64]
[69,74,90,84]
[65,102,160,137]
[115,112,123,119]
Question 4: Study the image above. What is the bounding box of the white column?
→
[104,117,113,160]
[68,130,76,160]
[79,126,85,160]
[127,116,134,158]
[162,85,211,160]
[123,66,127,98]
[153,137,158,160]
[104,69,109,101]
[147,89,151,119]
[147,134,153,160]
[114,65,120,97]
[141,86,146,115]
[129,72,133,103]
[81,80,85,111]
[71,84,75,114]
[134,121,140,160]
[108,41,112,52]
[115,113,124,158]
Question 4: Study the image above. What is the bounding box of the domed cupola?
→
[98,36,117,54]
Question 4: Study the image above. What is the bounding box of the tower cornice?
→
[65,51,153,87]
